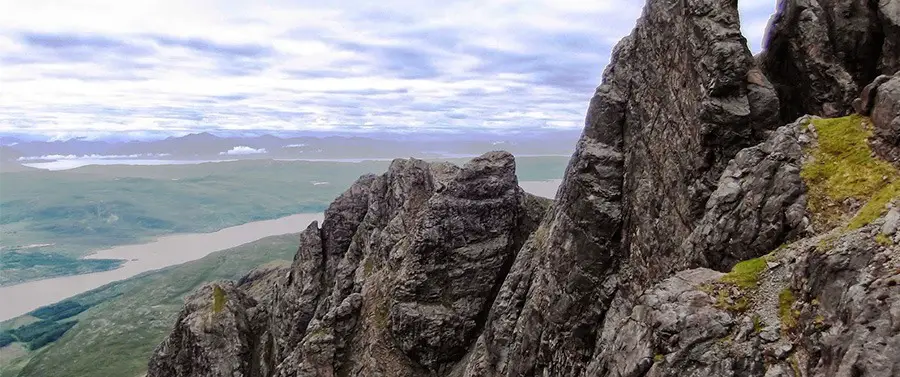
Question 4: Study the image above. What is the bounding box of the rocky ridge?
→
[148,0,900,376]
[759,0,900,123]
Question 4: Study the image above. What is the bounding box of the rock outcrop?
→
[147,152,552,377]
[148,283,260,377]
[856,72,900,163]
[148,0,900,376]
[681,119,809,271]
[759,0,900,123]
[458,1,787,375]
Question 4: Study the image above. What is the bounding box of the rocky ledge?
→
[148,0,900,376]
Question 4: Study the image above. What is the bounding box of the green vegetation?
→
[778,288,799,333]
[816,234,839,253]
[801,116,899,229]
[4,320,78,350]
[0,233,301,377]
[363,258,374,278]
[0,160,386,285]
[876,233,894,246]
[705,256,768,313]
[849,183,900,229]
[0,252,123,287]
[0,332,15,347]
[0,156,567,285]
[714,290,750,312]
[8,321,65,343]
[813,314,826,329]
[212,286,226,314]
[752,314,764,334]
[720,257,767,289]
[373,300,390,330]
[25,321,77,350]
[29,301,91,322]
[308,326,329,338]
[790,354,802,376]
[654,354,665,363]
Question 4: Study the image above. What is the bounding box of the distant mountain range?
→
[0,130,580,163]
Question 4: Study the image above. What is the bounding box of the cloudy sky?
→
[0,0,776,140]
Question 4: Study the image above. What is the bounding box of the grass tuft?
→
[876,233,894,246]
[212,286,226,314]
[752,314,764,334]
[363,258,374,278]
[801,115,899,229]
[720,257,767,289]
[778,288,799,333]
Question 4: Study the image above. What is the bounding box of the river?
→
[0,180,561,321]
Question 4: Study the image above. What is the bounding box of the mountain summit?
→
[147,0,900,376]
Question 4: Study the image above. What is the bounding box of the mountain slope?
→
[3,233,300,377]
[145,0,899,376]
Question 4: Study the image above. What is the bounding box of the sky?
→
[0,0,777,141]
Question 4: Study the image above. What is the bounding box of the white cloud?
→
[219,146,268,155]
[17,153,169,160]
[0,0,774,139]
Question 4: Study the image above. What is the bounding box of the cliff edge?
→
[148,0,900,376]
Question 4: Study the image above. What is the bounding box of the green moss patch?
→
[778,288,799,333]
[790,354,802,376]
[802,115,899,229]
[703,257,768,313]
[720,257,767,289]
[849,183,900,229]
[876,233,894,246]
[363,258,374,278]
[212,286,226,314]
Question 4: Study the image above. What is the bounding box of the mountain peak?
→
[147,0,900,376]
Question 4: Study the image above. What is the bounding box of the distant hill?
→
[2,130,580,162]
[0,147,37,172]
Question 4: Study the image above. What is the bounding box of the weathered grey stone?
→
[871,74,900,146]
[883,207,900,236]
[457,1,782,376]
[147,282,258,377]
[150,152,551,377]
[147,1,900,377]
[759,0,900,123]
[855,72,900,163]
[584,268,763,377]
[682,120,808,271]
[853,75,894,115]
[791,226,900,377]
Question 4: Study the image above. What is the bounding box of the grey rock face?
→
[609,0,780,297]
[584,221,900,377]
[856,72,900,163]
[268,222,325,366]
[682,120,809,271]
[149,152,550,377]
[759,0,900,123]
[148,0,900,376]
[870,74,900,147]
[389,152,534,372]
[586,268,764,377]
[791,226,900,377]
[853,75,894,116]
[884,207,900,236]
[147,282,259,377]
[457,1,785,376]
